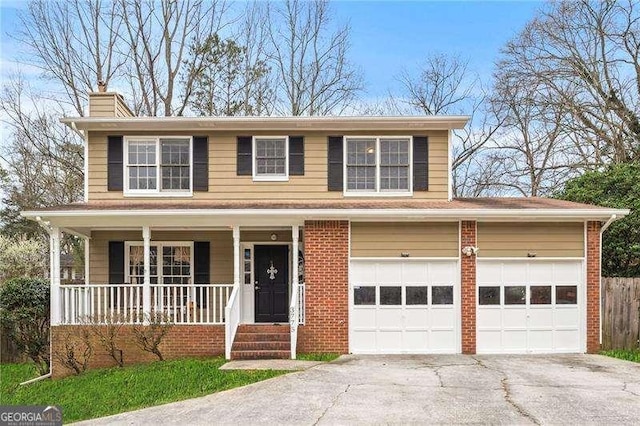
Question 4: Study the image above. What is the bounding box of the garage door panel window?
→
[380,286,402,305]
[530,286,552,305]
[556,286,578,304]
[504,286,526,305]
[354,286,376,305]
[406,286,428,305]
[479,287,501,305]
[432,286,454,305]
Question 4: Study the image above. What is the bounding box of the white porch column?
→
[292,225,299,290]
[84,236,90,284]
[50,227,61,325]
[233,226,240,287]
[142,226,151,317]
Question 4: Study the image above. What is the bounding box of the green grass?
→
[0,358,287,423]
[601,349,640,363]
[296,353,340,362]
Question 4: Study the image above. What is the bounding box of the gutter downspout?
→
[20,373,51,386]
[35,217,55,380]
[599,214,617,345]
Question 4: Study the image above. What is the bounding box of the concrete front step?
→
[232,341,291,351]
[231,350,291,360]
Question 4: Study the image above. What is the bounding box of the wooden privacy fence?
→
[602,277,640,350]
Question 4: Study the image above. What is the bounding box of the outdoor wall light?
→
[401,252,410,257]
[527,252,537,257]
[461,246,479,256]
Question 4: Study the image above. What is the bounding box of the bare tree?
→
[0,76,83,208]
[500,0,640,164]
[488,71,576,196]
[17,0,124,116]
[268,0,363,115]
[396,54,503,196]
[120,0,229,116]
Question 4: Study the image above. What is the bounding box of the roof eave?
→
[59,116,471,132]
[22,207,631,221]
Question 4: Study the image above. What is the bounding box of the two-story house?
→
[23,89,628,377]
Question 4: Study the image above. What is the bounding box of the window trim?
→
[124,241,195,285]
[123,136,193,197]
[252,135,289,182]
[343,135,413,196]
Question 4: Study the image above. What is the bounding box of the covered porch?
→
[30,210,306,359]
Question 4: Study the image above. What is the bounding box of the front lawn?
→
[0,358,287,423]
[601,349,640,363]
[296,353,341,362]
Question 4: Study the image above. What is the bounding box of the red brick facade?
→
[586,221,601,353]
[297,220,349,353]
[460,220,477,354]
[50,324,224,378]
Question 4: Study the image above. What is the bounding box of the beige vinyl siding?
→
[477,222,585,258]
[87,130,450,201]
[89,94,117,117]
[350,222,459,258]
[115,97,133,117]
[89,230,234,284]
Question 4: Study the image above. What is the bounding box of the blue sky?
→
[0,0,542,98]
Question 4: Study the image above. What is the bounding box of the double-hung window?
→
[128,243,194,285]
[253,136,288,181]
[345,136,411,194]
[125,137,192,195]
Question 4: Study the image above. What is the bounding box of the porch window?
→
[125,137,192,195]
[253,136,288,181]
[126,242,193,285]
[345,137,411,194]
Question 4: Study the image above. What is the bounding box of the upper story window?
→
[124,137,192,195]
[253,136,289,181]
[345,136,412,195]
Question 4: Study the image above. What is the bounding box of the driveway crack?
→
[473,356,540,425]
[433,367,445,387]
[623,382,640,397]
[313,384,350,425]
[501,377,540,425]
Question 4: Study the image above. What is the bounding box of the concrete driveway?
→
[78,354,640,425]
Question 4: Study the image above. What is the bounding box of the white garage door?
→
[349,260,459,354]
[477,259,584,354]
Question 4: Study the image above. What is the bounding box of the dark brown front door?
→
[254,245,289,323]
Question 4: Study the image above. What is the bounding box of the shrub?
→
[53,328,93,375]
[0,235,48,283]
[81,313,126,367]
[132,312,173,361]
[0,277,50,374]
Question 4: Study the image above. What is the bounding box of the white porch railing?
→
[224,286,241,360]
[289,282,305,359]
[298,283,305,325]
[59,284,233,325]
